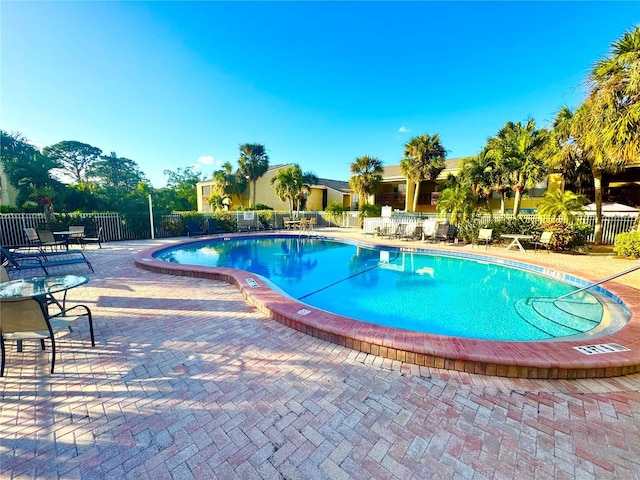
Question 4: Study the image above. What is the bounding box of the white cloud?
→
[398,126,410,133]
[197,155,215,165]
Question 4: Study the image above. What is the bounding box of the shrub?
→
[614,232,640,258]
[358,204,381,228]
[325,201,347,226]
[539,221,593,251]
[457,218,483,243]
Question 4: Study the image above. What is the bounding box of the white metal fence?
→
[1,211,636,247]
[363,213,638,245]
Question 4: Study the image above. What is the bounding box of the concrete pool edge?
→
[134,234,640,379]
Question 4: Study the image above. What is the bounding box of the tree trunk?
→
[251,180,257,207]
[593,171,603,245]
[500,194,506,215]
[412,181,420,213]
[513,189,522,217]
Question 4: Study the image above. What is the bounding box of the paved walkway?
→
[2,233,640,479]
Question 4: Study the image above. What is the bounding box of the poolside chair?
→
[384,223,406,239]
[207,218,225,235]
[403,225,423,241]
[0,246,94,275]
[1,265,9,282]
[532,231,554,253]
[308,217,317,233]
[476,228,493,249]
[0,296,94,376]
[68,225,86,246]
[82,227,103,248]
[23,227,42,250]
[422,220,438,242]
[186,220,206,237]
[298,218,309,233]
[283,217,291,229]
[24,228,66,251]
[38,230,69,251]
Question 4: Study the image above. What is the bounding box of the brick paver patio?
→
[2,232,640,479]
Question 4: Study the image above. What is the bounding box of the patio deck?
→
[2,231,640,478]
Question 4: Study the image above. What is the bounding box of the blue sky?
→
[2,2,638,188]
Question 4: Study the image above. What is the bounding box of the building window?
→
[202,185,211,196]
[430,192,440,205]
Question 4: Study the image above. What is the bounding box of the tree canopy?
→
[238,143,269,207]
[400,134,446,212]
[43,140,102,183]
[349,155,383,208]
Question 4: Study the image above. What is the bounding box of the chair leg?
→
[50,337,56,374]
[1,337,5,377]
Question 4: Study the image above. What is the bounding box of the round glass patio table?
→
[0,274,89,299]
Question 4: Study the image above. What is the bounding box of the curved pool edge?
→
[134,234,640,379]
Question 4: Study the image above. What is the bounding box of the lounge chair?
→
[207,218,225,235]
[1,296,95,376]
[186,220,206,237]
[384,223,406,239]
[532,231,554,253]
[0,246,94,274]
[24,228,66,251]
[436,223,457,243]
[423,220,437,242]
[403,225,423,241]
[476,228,493,249]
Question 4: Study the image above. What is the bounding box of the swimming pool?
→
[153,235,626,341]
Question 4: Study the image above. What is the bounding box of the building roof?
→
[315,178,351,193]
[382,158,463,182]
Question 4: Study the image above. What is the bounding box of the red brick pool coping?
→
[134,234,640,379]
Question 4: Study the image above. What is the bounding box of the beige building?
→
[196,164,352,213]
[373,158,552,214]
[0,165,17,208]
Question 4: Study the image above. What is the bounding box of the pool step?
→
[514,298,602,338]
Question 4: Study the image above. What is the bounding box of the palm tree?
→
[589,27,640,163]
[536,189,588,222]
[459,149,495,215]
[486,119,548,216]
[547,103,628,244]
[436,183,474,226]
[400,134,446,212]
[238,143,269,207]
[270,164,316,216]
[212,161,247,209]
[348,155,383,208]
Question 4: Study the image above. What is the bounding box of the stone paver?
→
[1,233,640,479]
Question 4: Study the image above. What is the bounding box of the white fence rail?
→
[363,213,638,245]
[1,211,636,247]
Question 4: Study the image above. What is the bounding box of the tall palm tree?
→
[459,149,495,215]
[486,119,548,216]
[348,155,383,208]
[548,103,628,244]
[238,143,269,207]
[400,134,446,212]
[589,26,640,163]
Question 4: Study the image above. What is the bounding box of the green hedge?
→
[614,232,640,258]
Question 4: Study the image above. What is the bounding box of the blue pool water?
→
[155,236,611,341]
